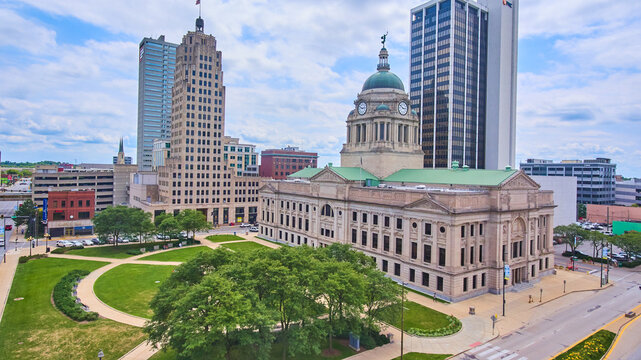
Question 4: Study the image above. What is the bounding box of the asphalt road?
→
[608,312,641,360]
[455,268,641,360]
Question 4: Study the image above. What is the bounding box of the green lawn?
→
[403,285,449,304]
[553,329,615,360]
[221,241,270,253]
[392,353,451,360]
[205,234,245,242]
[138,246,213,262]
[64,242,173,259]
[377,301,457,336]
[94,264,175,319]
[0,257,146,360]
[257,236,285,247]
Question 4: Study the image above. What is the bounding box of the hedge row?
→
[562,251,641,268]
[406,315,461,337]
[52,270,99,322]
[51,246,84,254]
[18,254,48,263]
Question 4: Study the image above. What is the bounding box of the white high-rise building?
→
[409,0,518,170]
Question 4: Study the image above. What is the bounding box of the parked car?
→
[4,224,12,231]
[91,238,100,245]
[117,238,130,243]
[71,241,84,247]
[239,223,250,228]
[229,222,235,226]
[56,240,71,247]
[82,239,94,246]
[249,226,259,232]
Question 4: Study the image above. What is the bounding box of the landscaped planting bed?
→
[376,301,461,337]
[221,241,270,253]
[553,329,615,360]
[205,234,245,242]
[62,240,200,259]
[138,246,213,262]
[52,269,98,321]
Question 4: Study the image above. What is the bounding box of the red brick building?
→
[47,190,95,237]
[259,146,318,180]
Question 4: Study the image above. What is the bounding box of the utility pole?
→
[1,215,5,248]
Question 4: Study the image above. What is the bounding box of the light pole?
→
[400,281,405,360]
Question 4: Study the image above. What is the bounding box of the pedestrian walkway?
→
[463,342,526,360]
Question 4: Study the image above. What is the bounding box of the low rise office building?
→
[615,177,641,206]
[260,146,318,179]
[46,189,95,237]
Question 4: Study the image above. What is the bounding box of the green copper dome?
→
[376,103,390,111]
[362,71,405,92]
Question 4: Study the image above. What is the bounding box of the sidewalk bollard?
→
[539,288,543,303]
[563,280,566,293]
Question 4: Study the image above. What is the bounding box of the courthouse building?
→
[258,46,555,301]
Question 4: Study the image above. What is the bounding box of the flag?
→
[502,0,513,8]
[196,0,200,4]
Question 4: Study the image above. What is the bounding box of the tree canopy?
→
[145,243,399,360]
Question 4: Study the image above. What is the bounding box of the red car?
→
[5,225,12,231]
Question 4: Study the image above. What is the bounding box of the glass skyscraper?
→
[410,0,518,169]
[137,35,177,171]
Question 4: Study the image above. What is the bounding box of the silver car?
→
[82,239,94,246]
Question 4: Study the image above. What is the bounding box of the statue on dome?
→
[381,32,388,47]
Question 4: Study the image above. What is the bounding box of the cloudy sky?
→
[0,0,640,176]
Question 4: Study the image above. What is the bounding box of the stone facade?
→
[258,169,555,302]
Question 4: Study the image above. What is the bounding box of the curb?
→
[533,282,613,308]
[602,308,641,359]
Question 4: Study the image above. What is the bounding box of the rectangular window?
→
[437,276,444,291]
[384,236,390,251]
[394,263,401,276]
[532,264,536,277]
[539,259,543,270]
[472,275,477,289]
[461,225,465,237]
[423,244,432,263]
[481,273,486,287]
[460,248,465,266]
[372,233,378,249]
[512,242,518,258]
[362,213,368,223]
[85,200,90,207]
[479,245,483,263]
[470,246,475,264]
[382,260,388,272]
[425,223,432,236]
[411,242,417,259]
[545,257,549,269]
[530,240,534,255]
[439,248,446,266]
[463,278,468,292]
[502,245,506,261]
[396,218,403,230]
[361,231,367,246]
[480,223,484,235]
[351,229,357,243]
[422,272,429,287]
[373,215,378,225]
[70,201,74,208]
[395,238,403,255]
[352,211,357,221]
[305,219,309,231]
[470,224,475,236]
[409,269,415,282]
[384,216,390,227]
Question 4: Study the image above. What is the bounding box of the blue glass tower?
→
[137,35,177,171]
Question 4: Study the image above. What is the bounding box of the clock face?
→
[398,101,408,115]
[358,102,367,115]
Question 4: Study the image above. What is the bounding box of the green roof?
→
[376,104,390,111]
[288,166,377,182]
[384,168,518,186]
[362,71,405,91]
[288,167,322,178]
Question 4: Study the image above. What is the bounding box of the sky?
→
[0,0,640,176]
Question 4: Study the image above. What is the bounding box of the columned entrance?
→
[511,266,527,285]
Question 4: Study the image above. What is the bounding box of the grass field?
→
[138,246,213,262]
[0,257,146,360]
[377,301,452,333]
[391,353,451,360]
[94,264,175,318]
[205,234,245,242]
[221,241,270,253]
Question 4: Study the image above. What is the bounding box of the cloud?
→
[0,8,56,53]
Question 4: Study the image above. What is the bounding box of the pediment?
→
[403,194,450,214]
[500,172,540,190]
[310,168,349,184]
[258,183,278,193]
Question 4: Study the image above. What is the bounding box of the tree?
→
[176,209,210,239]
[92,206,131,246]
[583,230,607,258]
[577,203,587,219]
[13,199,44,237]
[154,212,171,227]
[611,231,641,259]
[128,208,155,243]
[363,268,400,328]
[554,224,586,253]
[158,216,180,240]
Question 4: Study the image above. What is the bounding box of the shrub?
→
[620,259,641,268]
[51,248,67,254]
[18,254,48,263]
[126,249,142,256]
[52,270,99,322]
[406,315,461,337]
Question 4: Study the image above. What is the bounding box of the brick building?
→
[260,146,318,179]
[46,190,95,237]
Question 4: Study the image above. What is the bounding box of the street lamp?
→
[400,281,406,360]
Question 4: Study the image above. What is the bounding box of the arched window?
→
[321,204,334,217]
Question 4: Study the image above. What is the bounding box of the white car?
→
[82,239,94,246]
[56,240,71,247]
[249,227,259,232]
[71,241,84,247]
[239,223,250,228]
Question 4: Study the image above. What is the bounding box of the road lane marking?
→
[487,350,510,360]
[468,343,491,354]
[501,354,520,360]
[477,346,500,357]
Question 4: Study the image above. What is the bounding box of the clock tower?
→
[340,44,423,178]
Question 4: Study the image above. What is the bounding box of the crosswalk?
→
[461,342,527,360]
